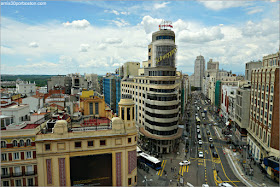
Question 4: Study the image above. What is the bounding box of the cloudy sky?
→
[1,0,279,75]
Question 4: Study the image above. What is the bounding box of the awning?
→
[226,121,230,126]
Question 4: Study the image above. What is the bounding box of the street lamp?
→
[142,175,153,186]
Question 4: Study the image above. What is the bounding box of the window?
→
[88,141,94,147]
[14,166,21,176]
[14,152,20,160]
[1,153,7,161]
[128,178,132,185]
[135,136,136,141]
[148,56,151,60]
[121,108,124,120]
[95,102,99,115]
[100,140,106,146]
[89,102,93,115]
[135,176,137,183]
[45,144,51,151]
[20,140,24,147]
[1,141,6,148]
[3,181,9,186]
[26,151,32,159]
[128,138,132,143]
[266,85,269,92]
[26,139,31,146]
[127,108,131,120]
[13,140,18,147]
[15,179,22,187]
[28,178,34,186]
[270,105,273,111]
[269,114,272,121]
[75,142,81,148]
[271,86,274,93]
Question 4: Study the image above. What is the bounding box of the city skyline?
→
[1,0,279,75]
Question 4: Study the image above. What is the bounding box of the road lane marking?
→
[214,147,237,186]
[157,160,166,176]
[160,160,167,176]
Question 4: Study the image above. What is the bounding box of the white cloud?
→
[1,46,15,54]
[79,44,90,52]
[154,2,170,9]
[105,38,122,44]
[1,14,278,75]
[111,18,129,27]
[104,10,130,15]
[199,1,252,11]
[178,26,224,44]
[62,19,90,29]
[141,15,162,34]
[120,11,130,15]
[29,42,39,48]
[242,19,279,37]
[247,8,263,15]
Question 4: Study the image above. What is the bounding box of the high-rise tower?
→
[121,21,182,154]
[194,55,205,90]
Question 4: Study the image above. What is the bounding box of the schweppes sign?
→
[156,47,177,64]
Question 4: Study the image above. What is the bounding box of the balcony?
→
[25,171,35,176]
[1,173,11,178]
[13,172,23,177]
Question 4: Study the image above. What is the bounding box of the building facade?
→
[36,98,137,186]
[245,61,262,82]
[123,62,140,78]
[16,82,36,96]
[1,124,40,187]
[234,85,251,143]
[247,51,279,181]
[194,55,205,89]
[121,27,183,154]
[103,75,121,115]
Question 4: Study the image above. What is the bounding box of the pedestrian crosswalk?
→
[177,165,189,181]
[157,160,167,176]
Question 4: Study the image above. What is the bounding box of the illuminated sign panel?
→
[70,154,112,186]
[155,45,176,67]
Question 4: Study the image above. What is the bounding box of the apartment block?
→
[247,51,279,181]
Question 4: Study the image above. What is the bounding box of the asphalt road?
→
[184,92,245,186]
[137,92,245,186]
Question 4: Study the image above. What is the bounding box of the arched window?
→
[1,141,6,148]
[26,139,31,146]
[266,85,269,92]
[19,140,24,147]
[13,140,18,147]
[271,86,274,93]
[262,85,264,91]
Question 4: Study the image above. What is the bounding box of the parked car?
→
[218,183,233,187]
[209,137,213,142]
[206,130,211,135]
[198,151,204,158]
[210,144,214,148]
[197,129,200,133]
[197,134,201,139]
[179,160,191,166]
[198,140,203,145]
[197,125,200,129]
[212,151,219,158]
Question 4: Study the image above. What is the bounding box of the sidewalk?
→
[224,148,279,186]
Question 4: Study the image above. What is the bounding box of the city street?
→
[137,92,245,186]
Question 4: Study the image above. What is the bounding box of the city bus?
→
[196,117,201,125]
[138,152,162,171]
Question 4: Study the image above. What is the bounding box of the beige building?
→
[121,27,183,154]
[1,123,40,186]
[123,62,140,78]
[36,97,137,186]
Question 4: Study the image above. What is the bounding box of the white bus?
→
[138,152,162,171]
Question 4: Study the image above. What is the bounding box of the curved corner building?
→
[121,27,182,154]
